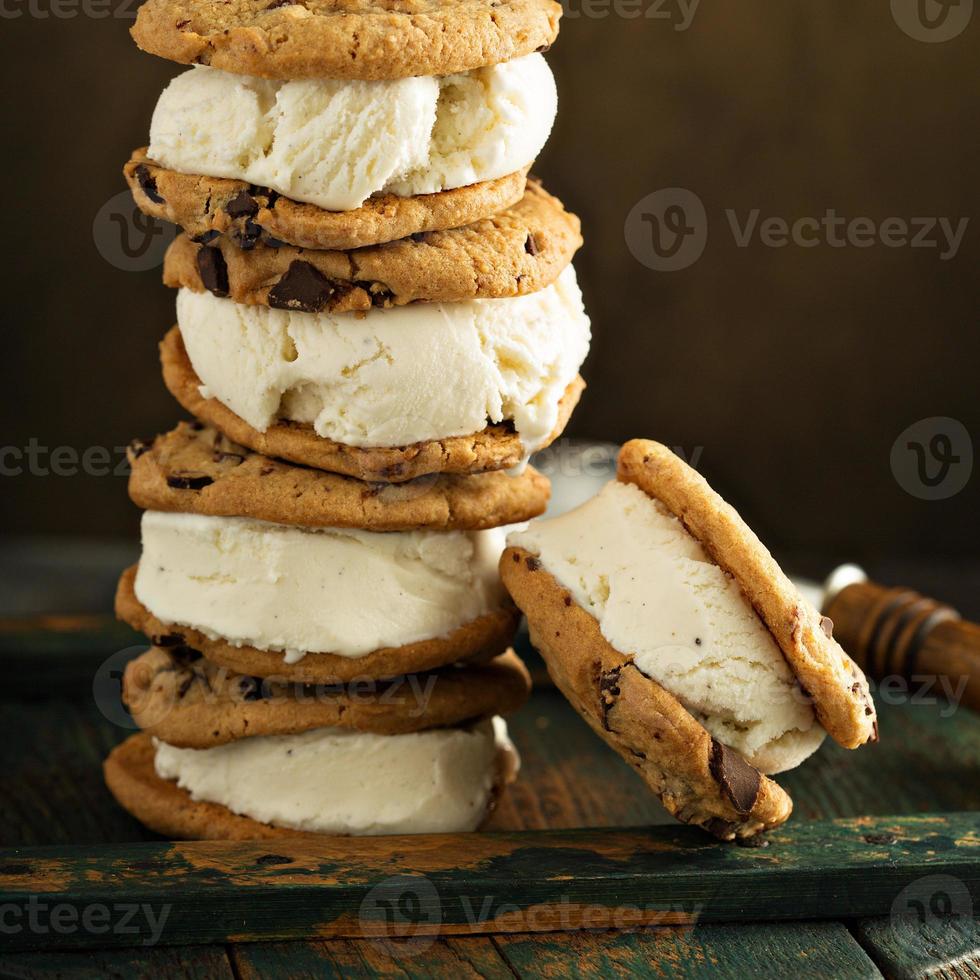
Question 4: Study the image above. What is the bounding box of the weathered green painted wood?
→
[0,813,976,951]
[854,914,980,979]
[229,936,513,979]
[495,922,883,979]
[0,945,234,979]
[0,700,156,847]
[0,614,142,698]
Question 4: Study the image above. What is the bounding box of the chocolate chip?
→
[708,739,761,815]
[237,676,265,701]
[268,261,335,313]
[225,190,259,218]
[598,666,623,731]
[524,234,540,256]
[189,420,205,432]
[525,556,541,571]
[735,835,770,849]
[265,0,293,8]
[213,450,246,465]
[410,232,427,243]
[172,645,202,666]
[152,633,185,647]
[128,438,151,459]
[563,595,572,606]
[197,246,229,297]
[175,17,190,28]
[820,615,834,638]
[695,637,702,646]
[234,219,262,251]
[134,164,164,205]
[192,230,220,245]
[166,473,214,490]
[703,817,736,840]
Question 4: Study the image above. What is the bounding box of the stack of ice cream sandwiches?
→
[103,0,590,838]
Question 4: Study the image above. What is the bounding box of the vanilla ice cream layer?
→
[135,511,507,662]
[510,482,827,774]
[148,55,557,212]
[154,718,512,835]
[177,265,590,454]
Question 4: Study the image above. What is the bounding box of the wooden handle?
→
[823,581,980,714]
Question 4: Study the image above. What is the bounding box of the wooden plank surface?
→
[495,923,883,979]
[0,812,976,951]
[2,625,979,971]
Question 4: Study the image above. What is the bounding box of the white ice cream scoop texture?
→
[135,512,507,662]
[154,719,509,835]
[148,56,557,212]
[510,481,827,774]
[176,265,590,453]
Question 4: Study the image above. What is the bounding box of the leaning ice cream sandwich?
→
[105,645,529,838]
[500,439,877,840]
[127,0,561,249]
[117,422,549,682]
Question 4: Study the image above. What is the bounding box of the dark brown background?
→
[1,1,977,574]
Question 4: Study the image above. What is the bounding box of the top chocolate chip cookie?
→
[132,0,561,80]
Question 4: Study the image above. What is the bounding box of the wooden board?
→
[1,631,979,972]
[0,812,977,951]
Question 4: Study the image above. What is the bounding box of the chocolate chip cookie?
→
[128,422,550,530]
[131,0,561,81]
[162,179,582,313]
[126,149,529,251]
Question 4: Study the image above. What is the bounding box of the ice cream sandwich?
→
[117,423,547,682]
[105,646,529,838]
[501,439,877,840]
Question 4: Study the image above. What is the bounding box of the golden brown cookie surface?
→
[162,180,581,313]
[125,149,529,251]
[116,565,518,682]
[500,546,793,840]
[123,645,531,747]
[160,326,585,483]
[617,440,877,750]
[129,422,550,531]
[131,0,561,81]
